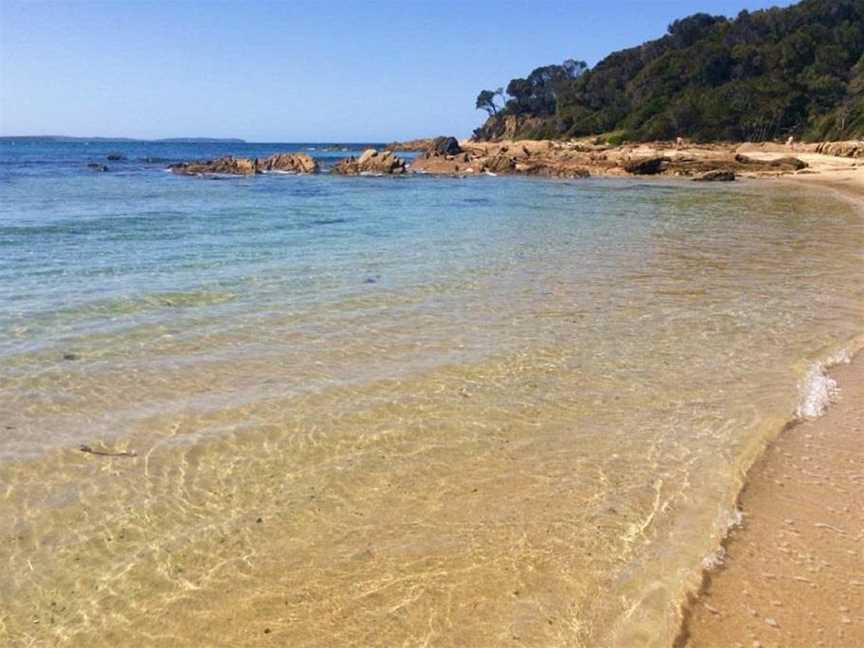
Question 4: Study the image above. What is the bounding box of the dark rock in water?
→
[62,353,80,361]
[693,169,736,182]
[106,153,126,161]
[86,163,109,172]
[429,136,462,156]
[623,156,668,175]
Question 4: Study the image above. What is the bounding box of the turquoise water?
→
[1,139,862,647]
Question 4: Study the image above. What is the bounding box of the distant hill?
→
[473,0,864,142]
[0,136,246,143]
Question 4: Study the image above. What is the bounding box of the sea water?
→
[1,139,862,647]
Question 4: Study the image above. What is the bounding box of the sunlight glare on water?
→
[0,140,862,647]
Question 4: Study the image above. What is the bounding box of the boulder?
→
[258,153,319,174]
[482,153,516,173]
[734,154,807,171]
[693,169,736,182]
[169,156,257,175]
[428,136,462,156]
[623,156,668,175]
[331,149,407,175]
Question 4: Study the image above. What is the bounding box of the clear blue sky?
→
[0,0,793,142]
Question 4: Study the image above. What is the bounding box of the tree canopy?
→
[473,0,864,142]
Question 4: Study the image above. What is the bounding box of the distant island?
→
[0,135,247,143]
[473,0,864,143]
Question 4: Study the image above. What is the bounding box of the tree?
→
[473,0,864,142]
[475,88,503,116]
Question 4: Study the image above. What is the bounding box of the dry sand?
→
[679,167,864,648]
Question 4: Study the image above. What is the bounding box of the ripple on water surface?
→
[0,154,862,647]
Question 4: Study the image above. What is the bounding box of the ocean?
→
[1,138,862,647]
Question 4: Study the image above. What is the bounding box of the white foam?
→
[795,348,852,419]
[701,508,743,571]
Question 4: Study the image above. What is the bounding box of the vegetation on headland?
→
[473,0,864,142]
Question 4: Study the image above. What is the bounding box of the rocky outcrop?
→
[816,140,864,158]
[331,149,407,175]
[170,156,255,175]
[623,156,668,175]
[734,154,807,171]
[483,152,517,174]
[814,140,864,158]
[169,153,319,176]
[407,142,593,178]
[385,138,435,152]
[258,153,318,174]
[428,136,462,156]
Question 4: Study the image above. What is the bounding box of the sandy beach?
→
[680,166,864,648]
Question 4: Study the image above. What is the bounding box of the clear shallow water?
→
[1,140,862,647]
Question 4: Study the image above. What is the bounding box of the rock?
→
[734,154,807,171]
[428,136,462,156]
[257,153,318,174]
[384,138,435,152]
[693,169,736,182]
[623,156,668,175]
[106,153,126,161]
[483,153,516,173]
[814,141,864,158]
[331,149,407,175]
[169,153,318,176]
[169,156,257,175]
[86,163,109,172]
[771,156,808,170]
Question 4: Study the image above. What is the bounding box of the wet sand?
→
[681,170,864,648]
[680,354,864,648]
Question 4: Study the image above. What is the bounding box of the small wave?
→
[700,507,743,570]
[795,347,853,419]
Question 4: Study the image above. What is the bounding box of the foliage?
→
[475,88,504,116]
[473,0,864,142]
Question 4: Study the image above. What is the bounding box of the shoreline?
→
[676,174,864,647]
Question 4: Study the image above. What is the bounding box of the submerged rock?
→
[106,153,126,161]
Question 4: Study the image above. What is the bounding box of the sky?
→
[0,0,794,142]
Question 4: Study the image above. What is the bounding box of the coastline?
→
[678,172,864,647]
